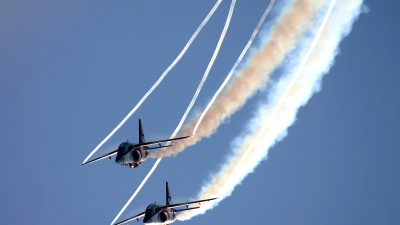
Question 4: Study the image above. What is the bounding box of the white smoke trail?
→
[223,0,338,197]
[82,0,223,164]
[178,0,364,220]
[110,1,237,224]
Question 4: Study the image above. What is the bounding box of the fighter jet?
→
[82,119,191,169]
[114,182,218,225]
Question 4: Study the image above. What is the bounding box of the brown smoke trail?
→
[152,0,325,158]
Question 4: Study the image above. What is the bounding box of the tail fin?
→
[166,182,172,206]
[139,119,145,144]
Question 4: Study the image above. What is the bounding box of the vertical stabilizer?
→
[139,119,145,144]
[166,182,172,205]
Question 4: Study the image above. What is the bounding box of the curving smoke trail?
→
[178,0,364,220]
[151,0,326,158]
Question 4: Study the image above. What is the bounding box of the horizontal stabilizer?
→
[162,197,218,210]
[131,135,192,148]
[174,206,200,212]
[147,144,173,150]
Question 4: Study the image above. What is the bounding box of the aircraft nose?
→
[115,154,121,162]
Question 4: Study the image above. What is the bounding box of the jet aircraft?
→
[82,119,191,169]
[114,182,218,225]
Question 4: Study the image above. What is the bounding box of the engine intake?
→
[160,212,168,222]
[132,150,141,162]
[131,149,149,162]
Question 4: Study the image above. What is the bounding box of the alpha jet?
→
[114,182,218,225]
[82,119,191,169]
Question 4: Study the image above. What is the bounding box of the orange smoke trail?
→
[152,0,325,158]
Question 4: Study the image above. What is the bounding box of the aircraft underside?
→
[144,210,176,225]
[116,148,149,168]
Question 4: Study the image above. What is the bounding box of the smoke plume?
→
[177,0,364,220]
[151,0,325,159]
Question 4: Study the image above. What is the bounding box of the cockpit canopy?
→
[116,142,131,163]
[145,204,159,216]
[117,142,130,154]
[118,142,129,150]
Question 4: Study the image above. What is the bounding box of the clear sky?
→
[1,0,399,224]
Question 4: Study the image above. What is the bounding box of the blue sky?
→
[1,0,399,224]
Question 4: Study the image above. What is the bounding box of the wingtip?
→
[82,161,91,166]
[208,197,218,201]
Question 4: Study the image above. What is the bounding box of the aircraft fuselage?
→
[115,142,149,168]
[143,204,176,225]
[113,182,217,225]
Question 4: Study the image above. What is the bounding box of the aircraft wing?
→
[82,150,117,165]
[132,135,192,148]
[162,197,218,209]
[114,212,145,225]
